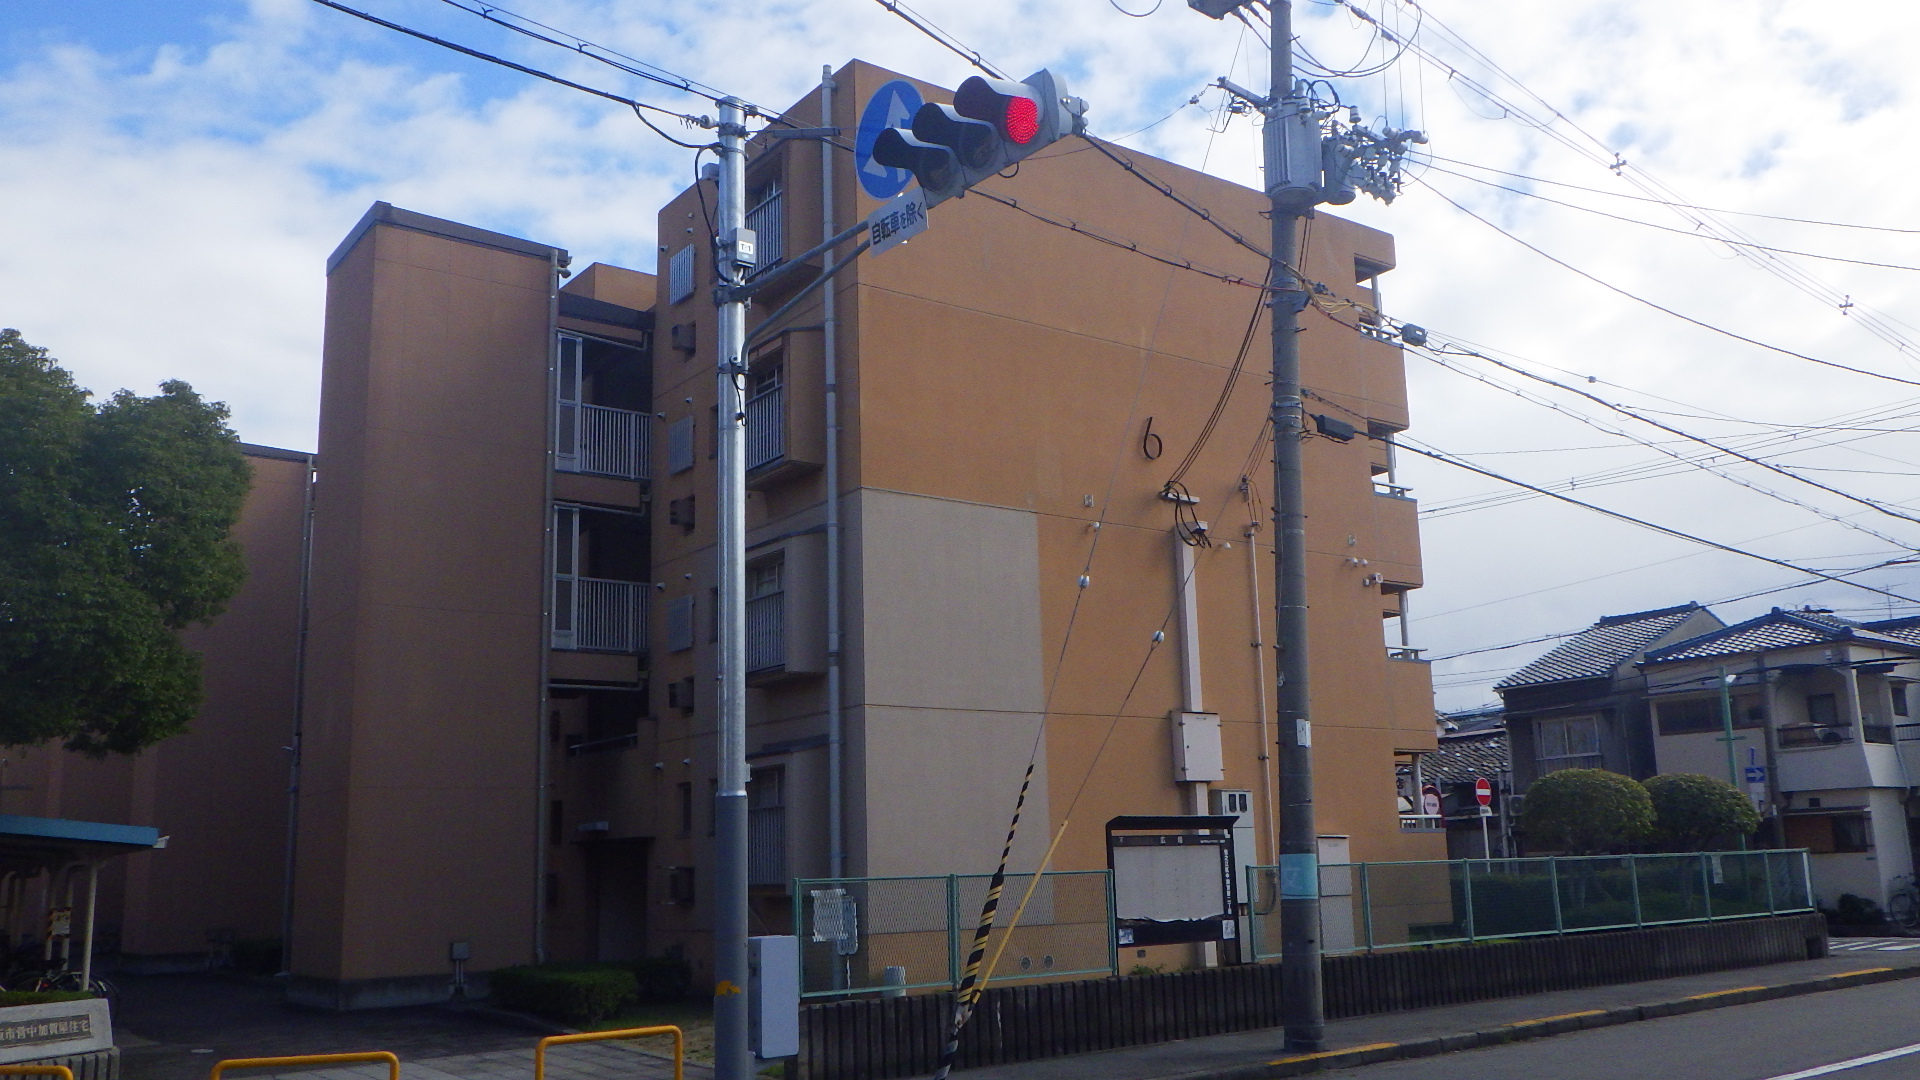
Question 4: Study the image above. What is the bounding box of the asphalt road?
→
[1317,976,1920,1080]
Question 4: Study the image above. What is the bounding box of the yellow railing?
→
[535,1026,683,1080]
[0,1066,75,1080]
[209,1052,400,1080]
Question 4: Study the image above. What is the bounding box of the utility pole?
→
[712,95,753,1080]
[1193,0,1423,1053]
[1263,0,1324,1054]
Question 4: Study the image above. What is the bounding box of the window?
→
[677,782,693,837]
[746,556,786,674]
[555,334,582,468]
[1834,815,1872,852]
[667,595,696,653]
[745,364,786,472]
[550,800,564,846]
[667,866,696,905]
[1655,696,1761,734]
[1895,684,1910,718]
[669,245,695,304]
[667,416,695,474]
[668,494,696,533]
[667,676,695,714]
[1807,693,1840,726]
[1534,715,1601,772]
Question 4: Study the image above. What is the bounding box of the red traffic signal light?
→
[868,69,1087,208]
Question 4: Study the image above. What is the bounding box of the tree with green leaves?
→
[0,328,249,755]
[1520,768,1656,855]
[1641,773,1760,852]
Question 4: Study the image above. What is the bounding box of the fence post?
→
[1462,860,1476,942]
[1701,853,1715,920]
[1548,857,1562,934]
[1761,850,1775,914]
[947,874,961,989]
[1802,850,1814,909]
[1105,869,1119,977]
[1360,862,1375,952]
[1629,855,1642,927]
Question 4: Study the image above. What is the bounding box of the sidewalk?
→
[953,939,1920,1080]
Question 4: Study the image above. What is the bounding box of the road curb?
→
[1165,964,1920,1079]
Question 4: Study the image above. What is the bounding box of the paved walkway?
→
[953,945,1920,1079]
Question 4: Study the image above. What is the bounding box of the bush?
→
[1642,774,1759,852]
[0,991,93,1007]
[630,954,694,1002]
[1521,769,1655,854]
[490,964,637,1024]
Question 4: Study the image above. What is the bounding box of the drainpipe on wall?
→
[820,65,846,883]
[534,249,566,965]
[1175,531,1207,816]
[277,451,316,977]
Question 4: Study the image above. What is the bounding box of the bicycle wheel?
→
[1890,888,1920,930]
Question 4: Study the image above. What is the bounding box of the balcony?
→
[746,382,785,473]
[558,402,650,481]
[1779,724,1852,748]
[552,576,649,653]
[749,804,786,886]
[746,590,785,674]
[1399,814,1444,832]
[746,181,785,275]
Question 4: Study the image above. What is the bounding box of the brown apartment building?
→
[281,58,1440,1006]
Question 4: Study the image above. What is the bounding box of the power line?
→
[1422,166,1920,274]
[869,0,1009,80]
[1397,438,1920,605]
[1417,181,1920,389]
[1421,154,1920,235]
[304,0,712,130]
[1422,342,1920,530]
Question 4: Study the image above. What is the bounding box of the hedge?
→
[490,965,637,1024]
[0,991,93,1007]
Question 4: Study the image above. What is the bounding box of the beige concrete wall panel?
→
[860,706,1048,878]
[855,489,1045,715]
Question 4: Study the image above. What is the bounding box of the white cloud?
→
[4,0,1919,708]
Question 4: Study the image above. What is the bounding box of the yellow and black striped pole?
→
[929,761,1033,1080]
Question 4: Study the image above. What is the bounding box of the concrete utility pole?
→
[1263,1,1325,1053]
[712,95,753,1080]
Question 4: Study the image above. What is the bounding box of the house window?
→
[1894,684,1910,718]
[1807,693,1840,726]
[1834,814,1872,852]
[1534,716,1601,772]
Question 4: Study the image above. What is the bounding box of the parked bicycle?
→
[1886,874,1920,931]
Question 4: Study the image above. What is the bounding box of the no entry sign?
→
[1475,777,1493,807]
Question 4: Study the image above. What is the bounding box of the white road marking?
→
[1761,1041,1920,1079]
[1878,943,1920,950]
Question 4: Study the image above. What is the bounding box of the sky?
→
[4,0,1919,710]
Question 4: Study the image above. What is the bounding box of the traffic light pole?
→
[712,96,753,1080]
[1265,0,1326,1054]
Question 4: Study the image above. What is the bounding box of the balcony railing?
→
[1387,646,1425,661]
[746,590,785,673]
[746,385,785,472]
[1779,724,1852,748]
[1374,481,1414,499]
[749,805,787,886]
[746,187,785,274]
[1398,814,1445,831]
[552,576,648,653]
[558,403,649,480]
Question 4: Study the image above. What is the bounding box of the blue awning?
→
[0,814,164,872]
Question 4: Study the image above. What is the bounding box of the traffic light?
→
[872,69,1087,206]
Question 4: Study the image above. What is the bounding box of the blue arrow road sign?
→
[855,79,924,200]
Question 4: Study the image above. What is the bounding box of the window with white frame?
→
[1534,715,1602,773]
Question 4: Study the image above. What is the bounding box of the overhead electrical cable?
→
[304,0,712,131]
[868,0,1009,79]
[1422,167,1920,274]
[1395,439,1920,606]
[1421,154,1920,235]
[1417,182,1920,389]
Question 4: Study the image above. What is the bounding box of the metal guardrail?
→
[1247,848,1813,960]
[746,591,784,673]
[535,1027,683,1080]
[1,1068,75,1080]
[210,1053,399,1080]
[746,384,784,472]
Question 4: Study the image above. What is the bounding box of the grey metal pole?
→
[820,64,847,886]
[712,96,753,1080]
[1268,0,1323,1053]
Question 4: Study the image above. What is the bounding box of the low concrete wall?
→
[797,913,1827,1080]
